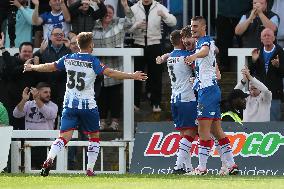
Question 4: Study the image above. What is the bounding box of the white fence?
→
[10,130,127,174]
[228,48,254,83]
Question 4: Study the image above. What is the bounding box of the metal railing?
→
[183,0,218,36]
[10,130,127,174]
[23,141,127,174]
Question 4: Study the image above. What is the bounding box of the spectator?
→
[234,66,272,122]
[13,82,58,169]
[31,0,51,48]
[68,0,107,35]
[32,0,71,40]
[34,27,71,115]
[249,28,284,121]
[0,33,37,130]
[271,0,284,47]
[104,0,134,17]
[0,101,9,126]
[103,0,134,47]
[13,82,58,130]
[93,0,134,130]
[4,0,34,48]
[235,0,279,48]
[216,0,252,71]
[0,0,17,47]
[69,35,80,53]
[130,0,176,112]
[221,89,247,124]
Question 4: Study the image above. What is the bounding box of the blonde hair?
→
[77,32,93,49]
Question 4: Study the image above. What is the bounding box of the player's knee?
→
[60,131,74,143]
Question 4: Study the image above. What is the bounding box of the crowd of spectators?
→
[0,0,173,130]
[1,0,284,134]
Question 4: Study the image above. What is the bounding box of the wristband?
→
[0,46,5,50]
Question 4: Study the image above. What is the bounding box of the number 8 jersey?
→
[167,49,196,103]
[55,53,107,109]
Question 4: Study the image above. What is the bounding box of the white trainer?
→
[218,166,229,176]
[192,167,208,175]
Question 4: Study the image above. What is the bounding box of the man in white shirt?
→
[13,82,58,130]
[234,66,272,122]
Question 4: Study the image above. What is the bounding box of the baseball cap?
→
[228,89,249,102]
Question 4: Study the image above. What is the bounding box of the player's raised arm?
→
[103,68,147,81]
[24,59,57,72]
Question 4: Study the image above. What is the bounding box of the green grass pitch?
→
[1,174,284,189]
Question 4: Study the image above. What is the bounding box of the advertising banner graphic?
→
[130,122,284,175]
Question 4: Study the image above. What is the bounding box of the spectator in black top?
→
[235,0,280,48]
[0,0,18,47]
[221,89,248,124]
[0,33,37,129]
[249,28,284,121]
[68,0,107,34]
[34,27,71,114]
[216,0,252,71]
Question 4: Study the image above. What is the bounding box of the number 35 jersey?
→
[55,53,106,109]
[167,49,196,103]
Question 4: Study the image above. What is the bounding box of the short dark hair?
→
[36,82,51,90]
[170,30,182,46]
[228,89,249,103]
[191,16,207,25]
[19,42,33,52]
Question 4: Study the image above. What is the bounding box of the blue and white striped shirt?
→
[55,53,106,109]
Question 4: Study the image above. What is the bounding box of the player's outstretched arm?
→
[24,59,57,72]
[103,68,147,81]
